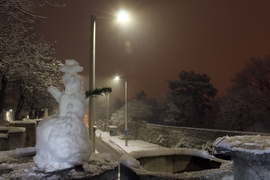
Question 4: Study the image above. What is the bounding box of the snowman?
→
[34,59,92,172]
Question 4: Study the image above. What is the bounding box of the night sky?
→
[38,0,270,102]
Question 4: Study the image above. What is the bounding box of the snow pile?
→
[0,147,36,159]
[120,155,140,168]
[34,60,91,172]
[213,135,270,155]
[0,148,117,179]
[71,153,118,178]
[0,147,45,180]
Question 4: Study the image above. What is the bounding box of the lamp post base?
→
[125,136,128,146]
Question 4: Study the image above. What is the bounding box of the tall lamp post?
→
[115,76,129,146]
[106,93,109,132]
[89,15,96,153]
[89,11,129,153]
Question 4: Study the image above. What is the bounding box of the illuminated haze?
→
[38,0,270,103]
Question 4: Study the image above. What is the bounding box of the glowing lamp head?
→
[117,10,129,22]
[114,76,120,81]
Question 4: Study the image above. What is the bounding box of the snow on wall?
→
[130,122,269,150]
[213,135,270,155]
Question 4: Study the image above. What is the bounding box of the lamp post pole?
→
[89,11,129,152]
[106,93,109,132]
[124,80,128,146]
[89,14,96,153]
[114,76,129,146]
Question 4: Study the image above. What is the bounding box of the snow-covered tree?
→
[216,55,270,132]
[110,97,124,114]
[134,90,147,100]
[110,99,152,129]
[157,92,186,126]
[216,86,270,132]
[163,70,218,127]
[0,0,64,118]
[133,90,159,124]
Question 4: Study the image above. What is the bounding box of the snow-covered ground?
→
[0,129,161,180]
[96,129,161,153]
[3,129,269,179]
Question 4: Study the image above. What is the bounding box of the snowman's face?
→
[62,73,84,92]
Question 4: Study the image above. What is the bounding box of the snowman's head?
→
[59,59,84,92]
[62,73,84,92]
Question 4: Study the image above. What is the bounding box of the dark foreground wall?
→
[9,120,37,147]
[129,122,269,149]
[0,127,25,151]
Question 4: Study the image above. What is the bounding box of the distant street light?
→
[114,75,129,146]
[89,10,129,152]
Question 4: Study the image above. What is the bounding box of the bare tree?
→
[216,56,270,132]
[216,86,270,132]
[232,56,270,95]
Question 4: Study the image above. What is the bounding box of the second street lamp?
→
[115,75,129,146]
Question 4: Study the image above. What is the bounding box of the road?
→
[95,136,125,162]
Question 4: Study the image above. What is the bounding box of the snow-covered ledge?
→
[213,135,270,180]
[120,148,233,180]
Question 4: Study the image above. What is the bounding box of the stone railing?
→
[127,122,269,150]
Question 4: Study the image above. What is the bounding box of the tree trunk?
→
[15,86,27,120]
[0,75,8,119]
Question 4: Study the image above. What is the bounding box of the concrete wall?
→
[139,155,220,173]
[0,127,25,151]
[120,149,233,180]
[128,122,268,149]
[9,120,37,147]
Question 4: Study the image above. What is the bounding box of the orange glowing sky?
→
[39,0,270,102]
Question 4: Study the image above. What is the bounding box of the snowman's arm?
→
[48,86,62,102]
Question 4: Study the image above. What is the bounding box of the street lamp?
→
[89,10,129,152]
[114,75,129,146]
[106,93,109,133]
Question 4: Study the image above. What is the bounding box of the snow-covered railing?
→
[214,135,270,180]
[132,122,270,150]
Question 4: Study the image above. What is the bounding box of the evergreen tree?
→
[165,70,218,127]
[110,99,152,130]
